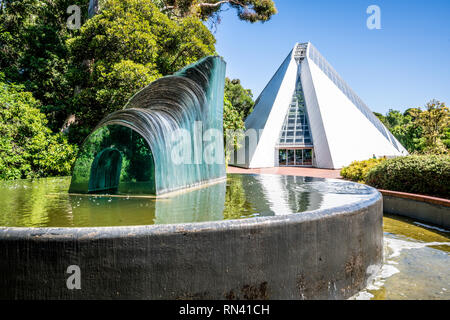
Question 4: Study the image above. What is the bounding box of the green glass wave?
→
[69,56,227,195]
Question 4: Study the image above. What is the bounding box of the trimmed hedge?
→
[366,155,450,199]
[340,158,386,183]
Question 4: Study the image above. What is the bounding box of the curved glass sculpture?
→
[69,56,227,195]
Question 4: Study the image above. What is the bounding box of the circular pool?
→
[0,174,383,300]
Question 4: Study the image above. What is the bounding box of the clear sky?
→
[213,0,450,115]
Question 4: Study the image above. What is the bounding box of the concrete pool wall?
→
[381,190,450,229]
[0,189,383,300]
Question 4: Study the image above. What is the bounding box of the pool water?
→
[1,175,448,300]
[352,214,450,300]
[0,174,374,228]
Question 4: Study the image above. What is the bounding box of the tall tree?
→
[224,78,254,119]
[66,0,216,143]
[411,100,449,154]
[385,109,406,128]
[382,109,425,153]
[153,0,277,23]
[0,0,88,131]
[223,95,245,164]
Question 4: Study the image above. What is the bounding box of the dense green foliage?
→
[222,78,254,164]
[67,0,217,142]
[0,0,88,131]
[0,80,77,180]
[374,100,449,154]
[340,158,386,183]
[374,109,424,153]
[222,77,255,164]
[366,155,450,198]
[224,78,254,119]
[1,0,255,144]
[410,100,449,154]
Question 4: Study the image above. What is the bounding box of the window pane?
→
[295,150,303,165]
[279,150,287,166]
[288,150,295,165]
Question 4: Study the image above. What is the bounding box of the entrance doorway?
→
[278,148,313,167]
[88,148,123,194]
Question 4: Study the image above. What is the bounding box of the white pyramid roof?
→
[231,42,408,169]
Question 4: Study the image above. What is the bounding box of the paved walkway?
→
[227,166,342,179]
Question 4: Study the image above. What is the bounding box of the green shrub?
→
[366,155,450,198]
[340,158,386,183]
[0,81,78,180]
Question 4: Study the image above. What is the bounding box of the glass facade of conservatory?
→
[277,64,314,167]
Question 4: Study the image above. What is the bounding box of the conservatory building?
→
[230,42,408,169]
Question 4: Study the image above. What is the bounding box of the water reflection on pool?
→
[0,174,375,228]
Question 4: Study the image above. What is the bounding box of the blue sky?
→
[213,0,450,114]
